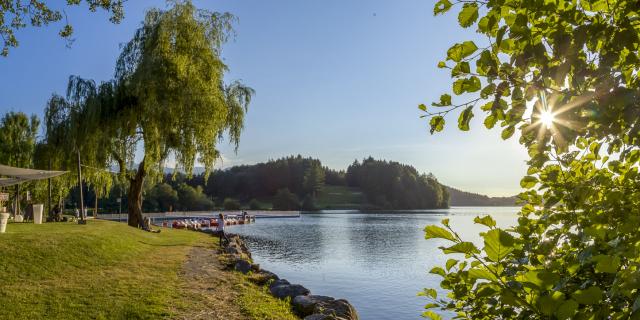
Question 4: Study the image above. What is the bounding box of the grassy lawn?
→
[0,220,298,320]
[315,185,365,209]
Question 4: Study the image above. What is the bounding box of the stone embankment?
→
[219,234,359,320]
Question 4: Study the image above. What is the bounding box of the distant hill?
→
[139,157,517,210]
[446,186,517,206]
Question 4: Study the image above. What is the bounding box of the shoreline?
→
[213,231,359,320]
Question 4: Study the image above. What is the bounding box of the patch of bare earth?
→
[171,244,247,320]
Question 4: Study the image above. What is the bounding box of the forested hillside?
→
[88,156,510,212]
[145,156,449,210]
[446,187,516,206]
[346,157,449,209]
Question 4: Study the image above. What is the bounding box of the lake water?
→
[230,207,519,320]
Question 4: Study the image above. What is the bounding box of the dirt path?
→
[171,244,247,320]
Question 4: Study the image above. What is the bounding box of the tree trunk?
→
[127,160,145,228]
[94,191,99,218]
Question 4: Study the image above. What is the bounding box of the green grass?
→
[315,185,365,209]
[0,220,299,320]
[0,220,207,319]
[236,279,298,320]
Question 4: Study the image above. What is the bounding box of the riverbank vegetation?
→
[422,0,640,318]
[0,220,298,319]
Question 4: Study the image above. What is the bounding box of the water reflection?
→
[230,208,519,320]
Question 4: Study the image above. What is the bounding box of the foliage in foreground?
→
[0,1,124,56]
[421,0,640,319]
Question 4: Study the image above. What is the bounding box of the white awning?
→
[0,164,68,187]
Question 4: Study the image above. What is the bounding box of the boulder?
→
[313,299,358,320]
[304,315,334,320]
[248,270,279,286]
[270,284,310,300]
[224,245,240,255]
[269,279,290,290]
[260,270,279,281]
[234,259,252,274]
[293,295,335,316]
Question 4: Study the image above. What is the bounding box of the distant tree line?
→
[446,187,516,207]
[346,157,449,209]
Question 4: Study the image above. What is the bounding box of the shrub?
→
[248,199,261,210]
[271,189,299,211]
[223,198,241,210]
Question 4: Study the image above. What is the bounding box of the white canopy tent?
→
[0,164,68,221]
[0,164,67,186]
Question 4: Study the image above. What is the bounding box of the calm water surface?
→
[230,207,519,320]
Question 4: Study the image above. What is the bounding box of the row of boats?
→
[162,215,256,230]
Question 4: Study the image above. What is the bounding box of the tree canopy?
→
[0,111,39,167]
[109,1,252,227]
[422,1,640,319]
[0,0,125,56]
[347,157,449,209]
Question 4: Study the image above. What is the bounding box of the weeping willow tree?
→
[42,76,114,220]
[111,1,253,227]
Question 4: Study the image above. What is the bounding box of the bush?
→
[223,198,241,210]
[272,189,299,211]
[248,199,262,210]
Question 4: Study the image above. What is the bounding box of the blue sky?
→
[0,0,527,196]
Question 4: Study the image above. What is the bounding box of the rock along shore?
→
[213,232,359,320]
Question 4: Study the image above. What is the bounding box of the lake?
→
[229,207,520,319]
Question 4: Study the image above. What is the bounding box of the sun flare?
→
[539,110,555,129]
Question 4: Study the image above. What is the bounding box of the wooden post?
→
[48,160,52,221]
[14,184,19,217]
[77,150,85,224]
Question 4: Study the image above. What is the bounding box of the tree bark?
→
[94,191,99,218]
[127,160,145,228]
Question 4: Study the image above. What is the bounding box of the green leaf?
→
[445,258,458,271]
[451,61,470,77]
[483,229,515,262]
[571,286,603,305]
[468,267,498,281]
[442,241,480,255]
[424,302,438,309]
[458,3,479,28]
[437,61,446,68]
[480,83,496,99]
[433,0,452,15]
[457,106,474,131]
[422,310,443,320]
[432,94,452,107]
[632,295,640,312]
[474,215,496,228]
[429,116,445,134]
[453,77,481,95]
[556,299,578,320]
[484,114,497,129]
[518,270,560,291]
[520,176,538,189]
[592,255,620,273]
[418,104,427,112]
[425,225,456,241]
[430,266,446,277]
[447,41,478,62]
[420,288,437,299]
[501,126,515,139]
[537,291,566,316]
